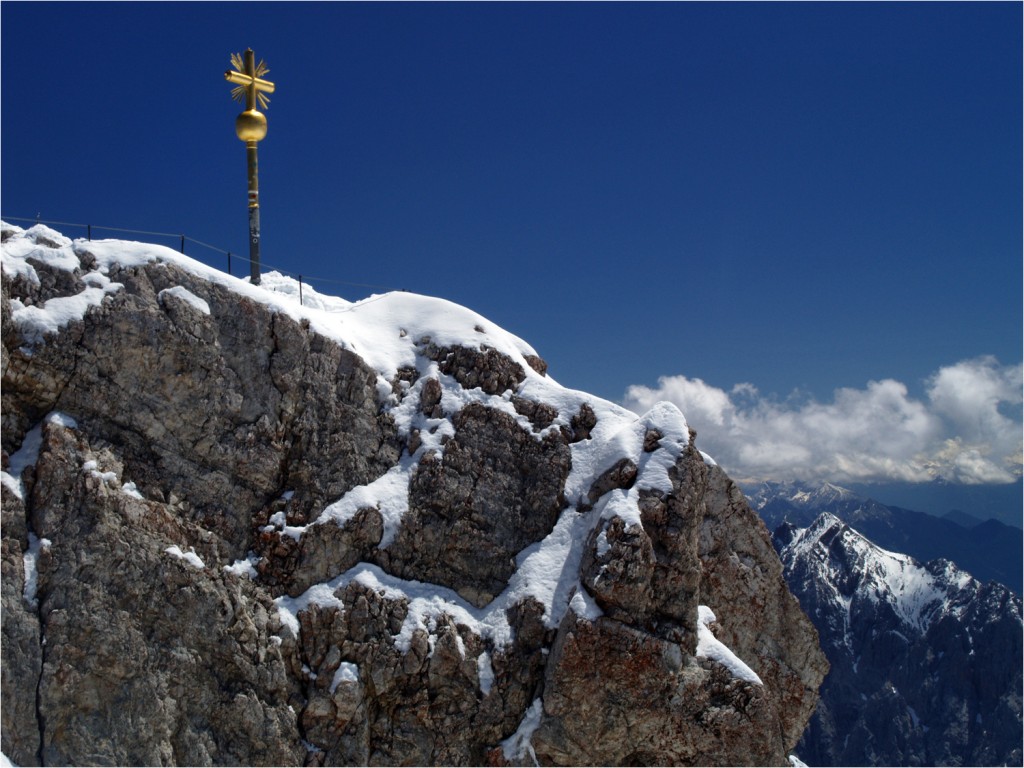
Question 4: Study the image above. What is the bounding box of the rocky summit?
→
[1,221,827,766]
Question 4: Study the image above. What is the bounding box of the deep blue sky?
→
[3,2,1020,409]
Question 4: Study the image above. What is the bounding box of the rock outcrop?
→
[1,222,827,766]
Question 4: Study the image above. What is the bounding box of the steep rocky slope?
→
[774,513,1022,766]
[1,222,827,766]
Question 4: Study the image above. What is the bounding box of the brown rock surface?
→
[1,222,826,766]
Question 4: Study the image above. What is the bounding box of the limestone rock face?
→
[11,422,302,766]
[537,613,781,767]
[699,466,831,751]
[387,401,572,607]
[0,482,42,764]
[1,222,826,766]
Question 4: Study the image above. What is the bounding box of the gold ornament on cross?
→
[226,51,274,109]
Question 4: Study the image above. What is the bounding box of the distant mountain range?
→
[773,512,1022,766]
[846,479,1023,529]
[746,481,1022,594]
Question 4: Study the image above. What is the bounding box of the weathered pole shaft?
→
[244,49,257,110]
[247,141,261,285]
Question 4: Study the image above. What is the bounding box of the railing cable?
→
[1,214,406,296]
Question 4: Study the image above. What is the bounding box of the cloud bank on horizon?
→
[622,356,1023,487]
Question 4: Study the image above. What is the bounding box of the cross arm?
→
[224,70,276,93]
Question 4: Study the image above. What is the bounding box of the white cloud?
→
[621,357,1023,485]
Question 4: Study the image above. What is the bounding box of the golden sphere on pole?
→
[235,109,268,142]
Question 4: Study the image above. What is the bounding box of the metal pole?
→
[227,251,232,276]
[298,275,303,306]
[225,48,274,288]
[180,235,185,254]
[247,141,261,285]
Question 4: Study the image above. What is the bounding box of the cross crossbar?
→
[225,70,276,93]
[225,49,275,110]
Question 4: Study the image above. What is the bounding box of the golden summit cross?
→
[225,49,276,285]
[226,50,275,112]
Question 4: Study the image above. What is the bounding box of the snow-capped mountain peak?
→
[774,512,1022,766]
[788,482,857,506]
[777,513,950,635]
[746,480,862,512]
